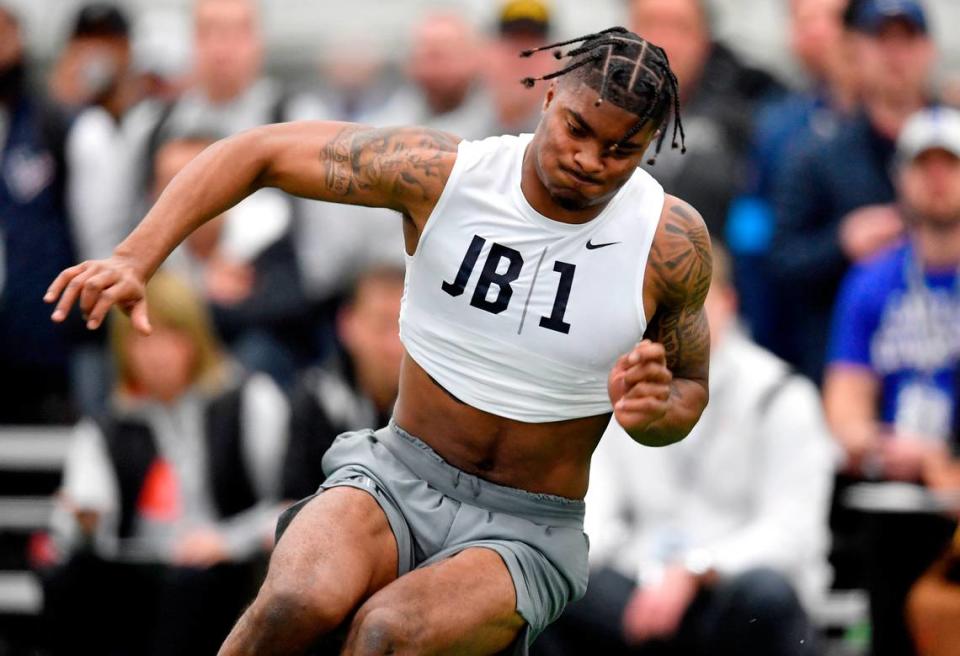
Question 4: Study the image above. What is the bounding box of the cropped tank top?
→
[399,133,665,422]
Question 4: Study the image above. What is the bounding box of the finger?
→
[85,277,141,330]
[130,300,152,336]
[609,372,628,404]
[623,362,672,387]
[85,285,129,330]
[44,262,88,304]
[612,353,631,374]
[78,270,120,317]
[621,382,671,403]
[616,397,668,414]
[628,340,666,365]
[614,399,668,427]
[51,268,96,322]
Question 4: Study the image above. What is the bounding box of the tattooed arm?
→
[45,122,460,332]
[608,195,712,447]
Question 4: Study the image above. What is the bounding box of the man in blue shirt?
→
[729,0,859,348]
[769,0,935,382]
[825,105,960,656]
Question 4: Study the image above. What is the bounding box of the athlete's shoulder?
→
[455,132,529,164]
[647,194,713,306]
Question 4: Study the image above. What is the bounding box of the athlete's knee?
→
[346,605,420,656]
[249,576,345,640]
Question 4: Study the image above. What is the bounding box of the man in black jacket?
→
[282,266,405,501]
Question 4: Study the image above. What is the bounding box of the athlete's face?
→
[533,81,660,212]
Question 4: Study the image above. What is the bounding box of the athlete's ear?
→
[543,82,558,111]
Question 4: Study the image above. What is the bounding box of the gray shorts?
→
[276,421,588,653]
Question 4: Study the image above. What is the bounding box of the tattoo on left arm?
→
[645,199,713,394]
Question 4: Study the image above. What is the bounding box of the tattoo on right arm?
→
[318,126,460,216]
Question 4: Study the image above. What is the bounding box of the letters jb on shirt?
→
[441,234,576,335]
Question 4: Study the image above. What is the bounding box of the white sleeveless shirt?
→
[399,133,665,423]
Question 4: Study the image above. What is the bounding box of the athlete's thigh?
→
[343,547,524,656]
[262,487,399,623]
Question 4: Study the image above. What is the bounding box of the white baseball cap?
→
[897,106,960,163]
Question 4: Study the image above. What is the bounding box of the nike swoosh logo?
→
[586,239,622,250]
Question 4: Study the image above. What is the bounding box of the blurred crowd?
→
[2,0,960,654]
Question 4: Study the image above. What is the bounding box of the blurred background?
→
[5,0,960,86]
[2,0,960,654]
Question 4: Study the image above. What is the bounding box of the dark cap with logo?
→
[71,3,129,39]
[851,0,928,35]
[499,0,551,38]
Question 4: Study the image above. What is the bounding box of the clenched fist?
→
[608,340,673,432]
[45,256,152,334]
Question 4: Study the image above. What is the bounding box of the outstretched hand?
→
[608,340,673,432]
[44,257,152,334]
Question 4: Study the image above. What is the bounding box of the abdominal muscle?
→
[392,350,612,499]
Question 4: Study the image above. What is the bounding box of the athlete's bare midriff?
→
[392,352,611,499]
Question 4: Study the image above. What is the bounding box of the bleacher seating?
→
[0,427,71,653]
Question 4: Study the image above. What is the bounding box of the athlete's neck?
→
[520,144,610,225]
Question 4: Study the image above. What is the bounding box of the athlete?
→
[46,27,711,656]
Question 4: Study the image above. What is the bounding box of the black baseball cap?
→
[71,3,129,39]
[499,0,551,38]
[851,0,928,35]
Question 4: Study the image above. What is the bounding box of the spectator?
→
[290,35,393,125]
[53,3,138,263]
[46,272,289,656]
[52,4,144,417]
[131,0,295,198]
[482,0,555,137]
[907,528,960,656]
[49,3,137,116]
[363,11,489,138]
[629,0,784,238]
[908,411,960,656]
[129,8,193,104]
[730,0,859,348]
[0,4,79,424]
[282,265,405,501]
[535,245,835,656]
[152,0,284,137]
[154,135,307,387]
[769,0,935,382]
[126,0,314,383]
[824,106,960,656]
[291,14,497,357]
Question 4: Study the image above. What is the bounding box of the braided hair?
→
[520,26,685,165]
